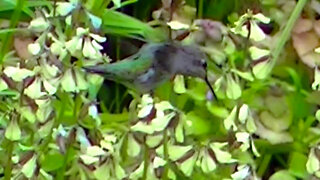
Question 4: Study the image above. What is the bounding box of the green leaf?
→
[238,104,249,123]
[0,79,8,91]
[3,66,35,82]
[39,169,54,180]
[253,59,272,79]
[21,155,37,178]
[184,112,211,135]
[27,42,41,55]
[43,80,57,95]
[0,0,37,17]
[115,164,126,179]
[94,163,111,180]
[127,134,141,157]
[24,77,46,99]
[175,121,184,143]
[206,102,229,118]
[65,36,83,56]
[41,153,64,172]
[187,79,207,101]
[236,132,250,151]
[102,10,166,42]
[306,149,320,174]
[226,74,242,99]
[249,21,267,42]
[246,115,257,133]
[231,69,254,82]
[129,162,144,179]
[146,134,163,148]
[313,68,320,90]
[17,144,33,151]
[155,101,174,114]
[177,153,197,176]
[269,170,296,180]
[80,154,99,165]
[156,144,193,161]
[28,17,49,32]
[210,142,237,163]
[223,106,238,131]
[289,152,307,178]
[35,99,53,123]
[112,0,121,7]
[40,59,59,79]
[86,146,106,156]
[167,21,190,30]
[20,107,36,123]
[251,139,260,157]
[231,165,250,180]
[259,111,291,132]
[255,120,293,144]
[316,109,320,122]
[285,67,302,91]
[173,75,186,94]
[87,12,102,29]
[5,119,21,141]
[138,104,153,118]
[200,150,217,173]
[61,69,76,92]
[83,38,99,58]
[56,2,77,16]
[253,13,271,23]
[38,120,54,138]
[249,46,270,60]
[74,69,88,91]
[153,156,166,168]
[265,96,287,117]
[131,112,175,134]
[168,169,176,180]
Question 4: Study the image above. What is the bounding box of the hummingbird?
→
[83,42,217,100]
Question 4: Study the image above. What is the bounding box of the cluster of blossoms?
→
[0,5,268,179]
[0,0,107,178]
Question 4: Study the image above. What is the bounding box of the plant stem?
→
[162,129,169,180]
[197,0,204,19]
[257,154,272,177]
[270,0,308,72]
[4,140,14,180]
[57,94,76,180]
[56,146,72,180]
[142,142,149,180]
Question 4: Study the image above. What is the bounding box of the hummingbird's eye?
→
[201,60,207,68]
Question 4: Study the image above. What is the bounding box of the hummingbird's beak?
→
[83,65,106,74]
[204,75,218,101]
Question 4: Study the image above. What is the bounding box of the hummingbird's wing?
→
[84,52,156,91]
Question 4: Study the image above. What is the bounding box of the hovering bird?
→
[84,42,217,100]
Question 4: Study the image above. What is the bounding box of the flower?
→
[65,27,106,59]
[231,10,270,42]
[60,68,88,93]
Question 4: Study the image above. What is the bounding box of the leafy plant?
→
[1,0,320,180]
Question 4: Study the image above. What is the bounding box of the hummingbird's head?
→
[173,45,208,79]
[154,43,218,100]
[154,43,208,78]
[174,45,218,100]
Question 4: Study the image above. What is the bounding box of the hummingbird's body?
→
[84,43,216,98]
